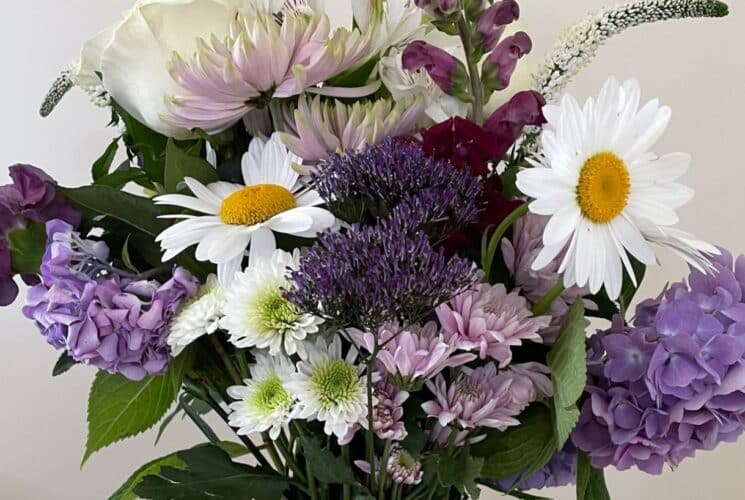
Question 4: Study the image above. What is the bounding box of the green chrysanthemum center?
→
[250,375,293,415]
[311,360,359,409]
[256,289,298,335]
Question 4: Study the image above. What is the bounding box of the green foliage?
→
[618,256,646,315]
[113,102,168,185]
[546,300,587,449]
[7,221,47,274]
[52,352,77,377]
[299,435,357,485]
[164,139,218,193]
[134,443,288,500]
[83,351,193,465]
[576,451,611,500]
[111,442,247,500]
[326,57,380,88]
[92,137,121,180]
[95,164,149,189]
[438,451,484,499]
[473,404,556,480]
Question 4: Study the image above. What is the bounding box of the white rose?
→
[71,0,241,139]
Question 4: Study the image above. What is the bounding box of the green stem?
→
[307,455,320,500]
[269,100,285,132]
[342,445,352,500]
[482,203,529,282]
[377,440,393,500]
[278,433,306,482]
[210,335,242,385]
[262,431,286,474]
[532,281,566,316]
[365,340,380,491]
[179,395,219,443]
[457,14,484,124]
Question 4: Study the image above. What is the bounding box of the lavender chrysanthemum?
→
[285,217,478,329]
[573,249,745,474]
[23,220,198,380]
[314,138,481,237]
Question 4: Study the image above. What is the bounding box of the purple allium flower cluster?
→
[493,442,577,491]
[314,138,481,237]
[423,362,552,444]
[285,216,478,329]
[23,220,198,380]
[436,283,551,367]
[573,250,745,474]
[349,322,477,391]
[0,165,80,306]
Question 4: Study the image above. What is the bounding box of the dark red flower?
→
[421,117,503,176]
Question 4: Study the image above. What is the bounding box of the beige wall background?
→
[1,1,743,499]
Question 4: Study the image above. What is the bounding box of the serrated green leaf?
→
[576,451,611,500]
[83,351,193,465]
[438,452,484,499]
[546,300,587,449]
[92,138,120,180]
[473,404,556,480]
[7,221,47,274]
[164,139,218,193]
[134,443,287,500]
[52,352,77,377]
[110,441,247,500]
[299,435,356,484]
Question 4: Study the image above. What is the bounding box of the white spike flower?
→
[154,133,335,284]
[167,275,224,356]
[227,353,298,440]
[287,336,372,440]
[220,249,324,356]
[517,77,717,299]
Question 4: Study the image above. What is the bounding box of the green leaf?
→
[95,168,148,189]
[576,451,611,500]
[110,441,247,500]
[113,102,168,184]
[7,221,47,274]
[326,57,380,88]
[299,435,356,484]
[83,351,193,465]
[134,443,288,500]
[438,451,484,499]
[52,352,77,377]
[473,404,556,480]
[58,185,171,237]
[546,300,587,449]
[92,138,120,180]
[618,256,646,316]
[477,482,551,500]
[164,139,218,193]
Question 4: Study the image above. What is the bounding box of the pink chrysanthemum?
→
[435,283,550,367]
[422,362,552,442]
[348,321,476,390]
[373,379,409,441]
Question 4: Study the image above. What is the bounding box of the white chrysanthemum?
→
[221,249,323,356]
[155,133,335,283]
[517,77,716,299]
[227,353,298,440]
[167,275,223,356]
[287,336,372,440]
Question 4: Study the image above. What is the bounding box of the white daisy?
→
[167,274,223,356]
[517,77,716,299]
[286,336,372,440]
[227,353,298,440]
[221,249,323,356]
[154,133,335,284]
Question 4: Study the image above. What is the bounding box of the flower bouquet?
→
[5,0,737,498]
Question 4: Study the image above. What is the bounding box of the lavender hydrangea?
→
[285,216,478,329]
[314,138,481,237]
[573,249,745,474]
[23,220,198,380]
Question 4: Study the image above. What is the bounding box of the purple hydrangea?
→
[314,138,481,238]
[493,442,577,491]
[23,220,198,380]
[573,249,745,474]
[0,165,80,306]
[285,216,478,330]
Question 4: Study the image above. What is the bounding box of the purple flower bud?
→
[476,0,521,52]
[0,165,80,228]
[402,41,469,100]
[0,239,18,306]
[483,90,546,155]
[483,32,533,93]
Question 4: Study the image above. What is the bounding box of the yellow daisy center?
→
[220,184,296,226]
[576,152,631,223]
